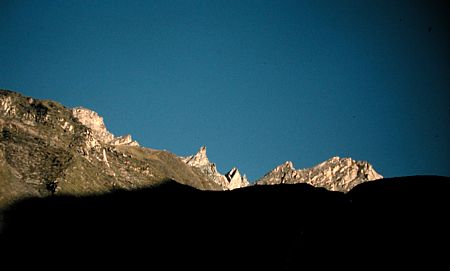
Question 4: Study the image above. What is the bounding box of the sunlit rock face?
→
[72,107,138,146]
[182,146,210,168]
[256,157,383,192]
[225,167,249,190]
[181,146,249,190]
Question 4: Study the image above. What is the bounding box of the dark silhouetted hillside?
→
[1,176,449,269]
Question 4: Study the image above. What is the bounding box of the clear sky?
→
[1,0,449,181]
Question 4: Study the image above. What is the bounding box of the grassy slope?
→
[0,90,221,208]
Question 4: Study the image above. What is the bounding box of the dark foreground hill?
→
[1,176,449,269]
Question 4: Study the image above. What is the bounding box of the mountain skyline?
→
[1,1,449,179]
[1,90,450,269]
[1,89,385,208]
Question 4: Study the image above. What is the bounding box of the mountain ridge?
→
[256,156,383,192]
[1,89,382,207]
[0,89,222,207]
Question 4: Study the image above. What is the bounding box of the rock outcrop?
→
[72,107,139,146]
[181,146,249,190]
[182,146,210,168]
[256,157,383,192]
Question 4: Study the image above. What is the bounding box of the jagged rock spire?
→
[226,167,250,190]
[181,146,249,190]
[182,146,210,167]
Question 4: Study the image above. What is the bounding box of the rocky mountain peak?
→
[182,146,210,167]
[72,107,113,143]
[226,167,239,179]
[72,107,138,147]
[273,161,295,172]
[225,167,249,190]
[181,146,249,190]
[257,157,383,192]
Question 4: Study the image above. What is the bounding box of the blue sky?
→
[1,0,449,180]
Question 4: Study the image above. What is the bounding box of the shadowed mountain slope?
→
[1,176,449,269]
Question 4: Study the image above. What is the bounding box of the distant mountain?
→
[1,89,382,208]
[181,145,249,189]
[256,157,382,192]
